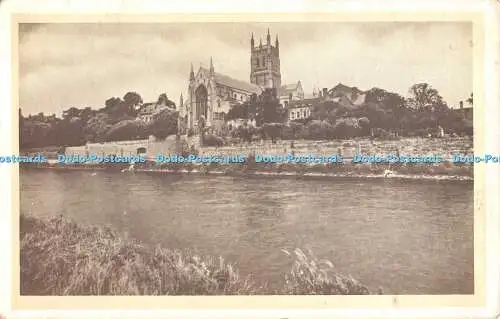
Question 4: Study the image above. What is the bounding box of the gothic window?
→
[262,57,265,67]
[256,58,260,67]
[217,100,221,108]
[195,85,208,121]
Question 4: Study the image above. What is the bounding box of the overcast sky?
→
[19,22,472,116]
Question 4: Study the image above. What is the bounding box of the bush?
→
[203,133,225,147]
[301,120,334,140]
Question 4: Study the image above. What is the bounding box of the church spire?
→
[251,32,254,48]
[179,92,183,107]
[189,63,194,80]
[275,34,279,48]
[267,28,271,44]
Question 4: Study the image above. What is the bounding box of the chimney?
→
[459,101,464,109]
[322,88,328,97]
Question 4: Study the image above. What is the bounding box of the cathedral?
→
[179,29,303,132]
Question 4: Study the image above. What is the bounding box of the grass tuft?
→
[281,248,372,295]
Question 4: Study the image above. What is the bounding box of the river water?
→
[20,169,474,294]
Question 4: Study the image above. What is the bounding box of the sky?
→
[19,22,473,116]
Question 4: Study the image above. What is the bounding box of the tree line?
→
[223,83,473,142]
[20,92,178,150]
[20,83,473,150]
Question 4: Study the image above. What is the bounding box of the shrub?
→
[203,133,226,147]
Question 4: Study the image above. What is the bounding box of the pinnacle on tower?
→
[251,32,254,47]
[189,63,194,80]
[267,28,271,43]
[259,38,262,47]
[179,93,183,107]
[275,34,279,48]
[210,57,214,73]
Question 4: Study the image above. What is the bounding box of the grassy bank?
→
[20,213,375,295]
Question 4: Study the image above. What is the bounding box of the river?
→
[20,169,474,294]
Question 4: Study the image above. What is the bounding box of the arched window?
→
[195,85,208,121]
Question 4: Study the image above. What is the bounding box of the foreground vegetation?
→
[20,213,375,295]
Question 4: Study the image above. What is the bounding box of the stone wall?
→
[64,136,189,159]
[64,136,474,161]
[197,137,474,160]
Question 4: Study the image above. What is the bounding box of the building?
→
[287,99,316,122]
[452,100,473,121]
[279,81,304,107]
[181,59,262,131]
[136,97,175,124]
[285,83,369,123]
[180,29,304,131]
[327,83,367,107]
[250,29,281,90]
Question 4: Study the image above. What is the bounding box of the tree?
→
[226,103,249,121]
[157,93,176,108]
[357,117,370,135]
[253,89,286,125]
[123,92,143,107]
[466,93,473,106]
[105,119,146,142]
[147,109,178,140]
[103,97,124,115]
[62,107,80,120]
[408,83,446,111]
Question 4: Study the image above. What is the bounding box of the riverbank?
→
[20,213,376,295]
[23,160,474,181]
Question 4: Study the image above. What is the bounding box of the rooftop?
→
[199,67,262,94]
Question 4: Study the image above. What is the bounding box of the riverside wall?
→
[63,136,474,161]
[197,137,474,159]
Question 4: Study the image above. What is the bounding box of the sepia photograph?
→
[15,17,481,304]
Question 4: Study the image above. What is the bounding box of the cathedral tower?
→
[250,28,281,93]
